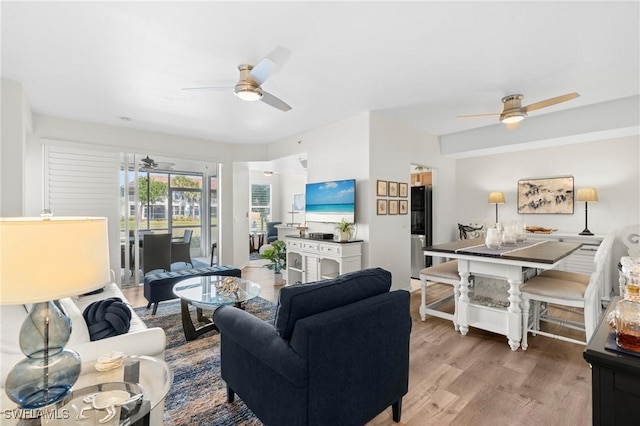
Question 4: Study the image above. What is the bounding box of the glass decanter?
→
[615,280,640,352]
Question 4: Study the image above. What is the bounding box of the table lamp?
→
[488,192,506,224]
[0,216,110,409]
[576,188,598,235]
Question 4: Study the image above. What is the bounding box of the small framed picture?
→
[389,199,398,215]
[376,180,388,196]
[377,199,387,215]
[399,200,408,215]
[388,181,398,197]
[399,182,408,198]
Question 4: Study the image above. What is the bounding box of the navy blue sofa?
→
[213,268,411,425]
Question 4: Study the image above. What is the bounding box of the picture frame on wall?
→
[517,176,574,214]
[399,199,408,215]
[388,181,398,197]
[388,199,398,215]
[377,199,387,215]
[376,180,388,196]
[399,182,408,198]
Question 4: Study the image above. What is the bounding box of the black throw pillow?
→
[82,297,132,341]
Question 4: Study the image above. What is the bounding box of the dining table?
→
[424,237,582,350]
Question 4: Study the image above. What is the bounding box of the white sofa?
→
[0,282,166,387]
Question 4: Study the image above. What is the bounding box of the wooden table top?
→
[425,238,583,265]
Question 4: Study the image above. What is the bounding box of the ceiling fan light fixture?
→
[235,86,263,101]
[500,112,526,124]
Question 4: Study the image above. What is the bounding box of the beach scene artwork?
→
[518,176,574,214]
[305,179,355,223]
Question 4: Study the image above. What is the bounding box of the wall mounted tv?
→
[305,179,356,223]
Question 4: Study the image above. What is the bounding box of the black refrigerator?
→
[411,185,432,278]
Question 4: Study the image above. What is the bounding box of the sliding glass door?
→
[119,155,212,285]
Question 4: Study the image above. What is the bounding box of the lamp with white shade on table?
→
[488,192,506,224]
[576,188,598,236]
[0,216,110,409]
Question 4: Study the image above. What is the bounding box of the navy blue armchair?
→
[266,221,281,244]
[213,268,411,426]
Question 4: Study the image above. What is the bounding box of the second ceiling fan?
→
[458,92,580,128]
[182,47,292,112]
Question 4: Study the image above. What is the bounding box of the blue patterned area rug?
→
[135,298,275,425]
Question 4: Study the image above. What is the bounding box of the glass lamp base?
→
[5,348,81,409]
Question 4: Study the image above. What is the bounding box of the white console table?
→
[285,237,362,284]
[526,232,611,305]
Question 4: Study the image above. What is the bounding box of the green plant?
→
[260,239,287,274]
[335,218,354,239]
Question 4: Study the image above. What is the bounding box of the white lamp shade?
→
[576,188,599,202]
[488,192,506,204]
[0,217,110,305]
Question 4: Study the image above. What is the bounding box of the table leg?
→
[457,269,472,336]
[419,279,427,321]
[180,299,247,341]
[506,266,523,351]
[181,299,217,341]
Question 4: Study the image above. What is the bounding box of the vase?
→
[273,272,284,286]
[485,228,501,249]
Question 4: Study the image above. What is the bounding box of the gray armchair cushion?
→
[274,268,391,340]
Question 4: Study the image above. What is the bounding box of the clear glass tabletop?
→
[1,355,172,425]
[172,276,261,309]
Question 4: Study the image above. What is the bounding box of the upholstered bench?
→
[143,265,242,314]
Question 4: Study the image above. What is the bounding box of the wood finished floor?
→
[122,263,592,426]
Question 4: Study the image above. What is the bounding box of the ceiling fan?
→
[458,92,580,128]
[139,156,174,171]
[182,47,292,112]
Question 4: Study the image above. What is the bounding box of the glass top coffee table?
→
[173,276,261,341]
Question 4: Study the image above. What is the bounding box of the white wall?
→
[456,136,640,235]
[231,162,250,267]
[266,112,458,291]
[1,78,31,216]
[369,113,457,290]
[269,112,371,239]
[277,173,307,225]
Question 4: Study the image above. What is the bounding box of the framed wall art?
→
[399,199,408,215]
[377,199,387,215]
[388,181,398,197]
[376,180,388,196]
[517,176,574,214]
[388,199,398,215]
[399,182,408,198]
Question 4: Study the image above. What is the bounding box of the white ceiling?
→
[2,1,639,145]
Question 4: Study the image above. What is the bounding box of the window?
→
[250,183,272,233]
[170,174,202,249]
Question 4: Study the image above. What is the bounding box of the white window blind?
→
[43,141,121,282]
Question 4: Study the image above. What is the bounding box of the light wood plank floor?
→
[122,263,592,426]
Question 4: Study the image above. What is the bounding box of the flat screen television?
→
[305,179,356,223]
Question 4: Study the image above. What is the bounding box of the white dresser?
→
[526,232,611,304]
[285,237,363,284]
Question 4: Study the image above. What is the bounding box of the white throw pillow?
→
[58,298,91,347]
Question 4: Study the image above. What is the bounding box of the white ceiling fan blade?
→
[457,112,501,119]
[523,92,580,113]
[250,46,292,85]
[261,91,291,112]
[181,86,233,92]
